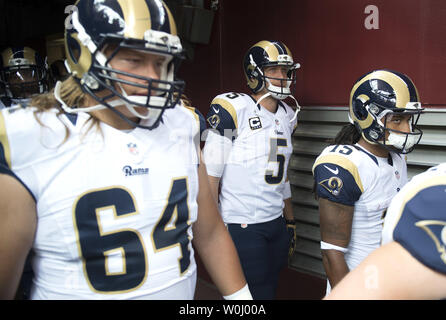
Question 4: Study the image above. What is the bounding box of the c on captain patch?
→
[319,176,344,196]
[249,116,262,130]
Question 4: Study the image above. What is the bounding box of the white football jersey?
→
[203,92,298,224]
[313,143,408,293]
[382,163,446,276]
[0,103,203,299]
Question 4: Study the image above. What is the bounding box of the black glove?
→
[286,219,297,261]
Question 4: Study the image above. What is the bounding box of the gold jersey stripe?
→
[183,106,200,128]
[0,112,11,169]
[211,98,238,129]
[312,154,364,193]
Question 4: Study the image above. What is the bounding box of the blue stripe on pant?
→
[227,215,290,300]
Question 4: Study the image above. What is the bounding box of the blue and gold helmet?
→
[63,0,185,129]
[243,40,300,100]
[0,46,48,99]
[349,69,424,154]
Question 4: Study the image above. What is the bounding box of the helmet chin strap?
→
[115,82,152,120]
[55,81,107,113]
[255,91,272,109]
[54,81,164,119]
[256,91,301,123]
[55,80,162,124]
[288,94,301,123]
[115,82,166,127]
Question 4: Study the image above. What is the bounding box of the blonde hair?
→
[30,76,101,142]
[31,76,85,112]
[30,80,192,143]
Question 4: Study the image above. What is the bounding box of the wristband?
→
[223,284,253,300]
[320,241,348,253]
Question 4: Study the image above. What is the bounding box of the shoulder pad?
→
[313,162,363,206]
[206,93,244,139]
[313,146,364,191]
[313,146,364,205]
[390,174,446,274]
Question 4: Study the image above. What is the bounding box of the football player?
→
[203,40,301,299]
[312,69,424,295]
[326,163,446,299]
[0,46,50,299]
[0,0,250,300]
[0,46,49,108]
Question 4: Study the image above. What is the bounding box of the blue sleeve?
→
[393,184,446,275]
[313,163,362,206]
[0,140,8,169]
[206,103,237,141]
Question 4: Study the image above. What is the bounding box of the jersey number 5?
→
[73,178,191,294]
[265,138,288,185]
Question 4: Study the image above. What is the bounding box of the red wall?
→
[179,0,446,117]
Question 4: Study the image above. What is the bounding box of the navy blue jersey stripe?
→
[194,109,206,136]
[64,113,78,126]
[206,104,237,141]
[387,153,393,166]
[0,163,36,202]
[278,101,287,112]
[393,184,446,274]
[352,145,379,166]
[0,141,8,168]
[248,95,261,110]
[313,163,362,206]
[186,107,206,136]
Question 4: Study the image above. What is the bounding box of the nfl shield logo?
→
[127,143,139,155]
